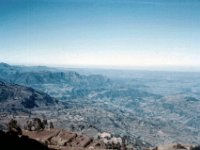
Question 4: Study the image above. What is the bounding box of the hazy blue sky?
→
[0,0,200,68]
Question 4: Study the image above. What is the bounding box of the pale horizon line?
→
[2,62,200,73]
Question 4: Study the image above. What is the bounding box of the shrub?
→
[33,118,45,131]
[49,122,54,129]
[7,119,22,135]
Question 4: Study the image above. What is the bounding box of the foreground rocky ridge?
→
[1,118,199,150]
[22,129,200,150]
[23,129,105,150]
[1,128,199,150]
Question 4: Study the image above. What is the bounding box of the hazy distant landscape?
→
[1,0,200,149]
[1,63,200,146]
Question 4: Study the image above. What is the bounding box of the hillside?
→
[0,80,59,114]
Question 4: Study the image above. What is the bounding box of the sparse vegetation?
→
[43,119,48,126]
[49,122,54,129]
[25,118,47,131]
[7,119,22,135]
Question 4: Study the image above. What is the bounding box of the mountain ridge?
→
[0,80,59,114]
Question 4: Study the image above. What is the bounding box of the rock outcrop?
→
[1,127,199,150]
[22,129,106,150]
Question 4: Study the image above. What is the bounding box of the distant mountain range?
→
[0,62,110,88]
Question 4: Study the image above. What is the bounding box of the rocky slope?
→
[1,128,199,150]
[0,80,59,114]
[22,129,106,150]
